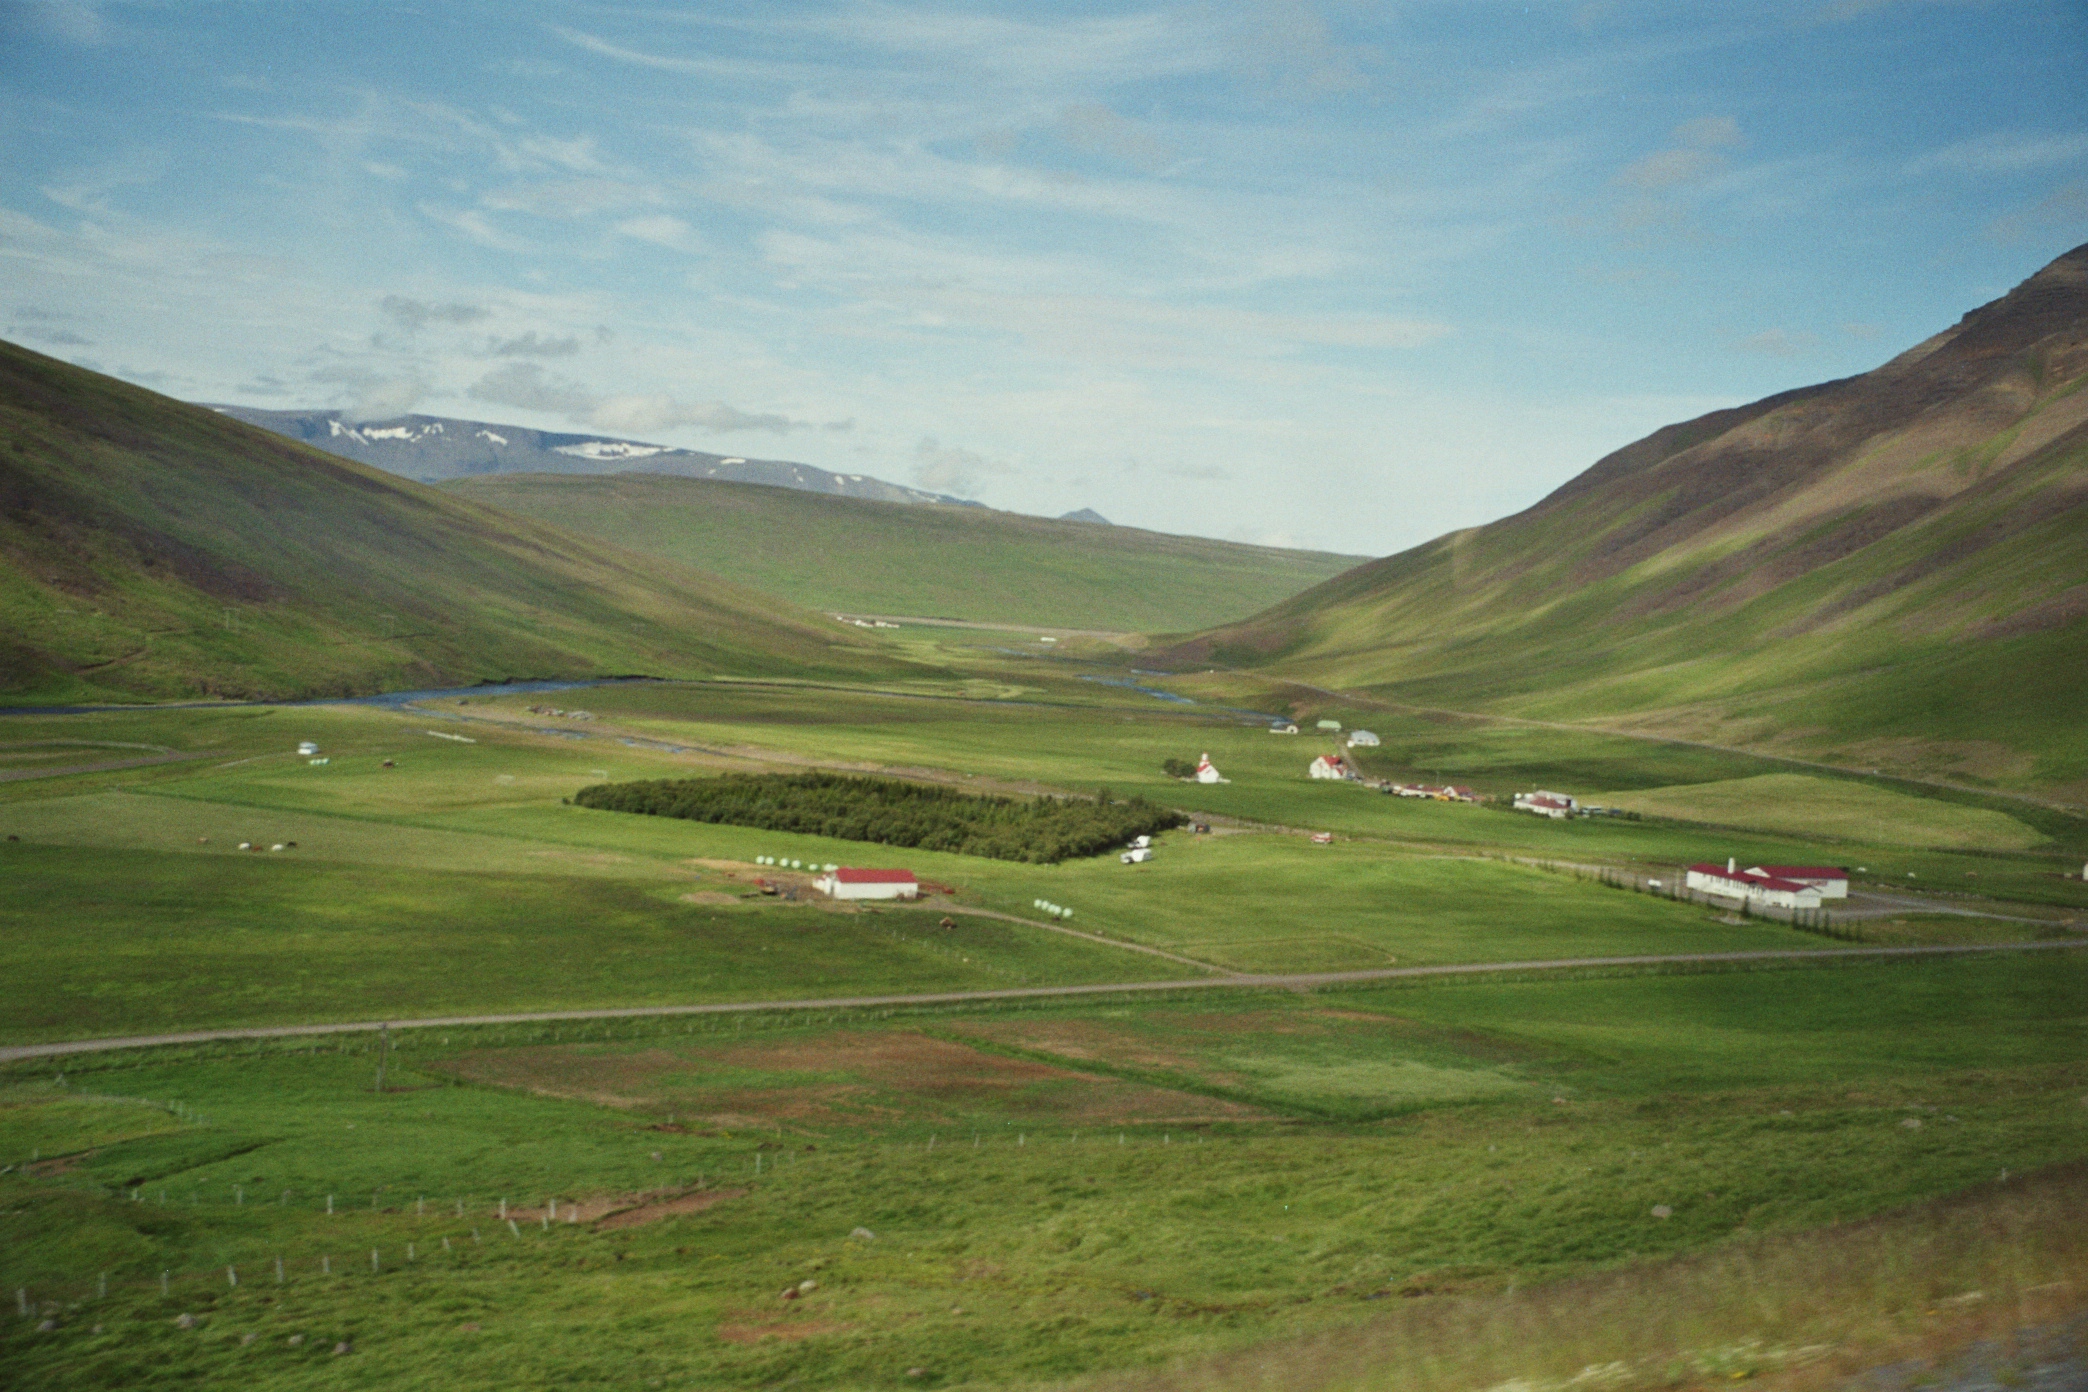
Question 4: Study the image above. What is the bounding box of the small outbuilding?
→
[1316,719,1342,732]
[813,867,920,901]
[1194,752,1229,784]
[297,742,319,756]
[1268,723,1300,735]
[1346,730,1380,747]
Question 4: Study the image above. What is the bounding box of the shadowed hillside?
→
[444,472,1366,633]
[0,342,902,703]
[1157,243,2088,798]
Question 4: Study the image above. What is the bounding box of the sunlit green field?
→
[2,957,2084,1392]
[4,670,2083,1049]
[1593,772,2049,852]
[2,692,1861,1044]
[2,669,2085,1392]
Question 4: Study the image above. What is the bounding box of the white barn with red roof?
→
[1685,859,1825,910]
[1744,865,1849,899]
[814,867,920,901]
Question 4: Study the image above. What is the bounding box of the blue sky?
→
[2,1,2085,555]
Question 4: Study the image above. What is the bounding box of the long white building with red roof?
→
[1743,865,1850,899]
[1685,858,1846,909]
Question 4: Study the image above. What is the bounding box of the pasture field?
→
[2,678,2085,1391]
[2,695,1857,1046]
[2,675,2082,1052]
[2,956,2085,1391]
[460,676,2087,907]
[441,471,1367,634]
[1591,773,2049,852]
[0,841,1178,1044]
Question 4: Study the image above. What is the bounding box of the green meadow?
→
[3,665,2084,1391]
[443,471,1366,634]
[2,957,2085,1391]
[1592,772,2050,852]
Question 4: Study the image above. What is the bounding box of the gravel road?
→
[2,939,2079,1063]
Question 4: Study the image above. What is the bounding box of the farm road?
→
[3,940,2081,1064]
[937,903,1227,973]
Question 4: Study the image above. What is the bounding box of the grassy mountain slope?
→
[1159,243,2088,798]
[443,471,1367,632]
[0,341,901,704]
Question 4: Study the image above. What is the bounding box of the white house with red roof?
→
[1194,752,1229,784]
[1309,754,1352,780]
[813,867,920,901]
[1744,865,1850,899]
[1513,790,1577,818]
[1684,859,1826,910]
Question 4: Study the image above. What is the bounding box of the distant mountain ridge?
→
[205,405,976,507]
[1156,242,2088,798]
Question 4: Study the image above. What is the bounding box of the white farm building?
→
[1684,860,1834,910]
[1309,754,1353,780]
[1513,791,1577,818]
[1346,730,1380,747]
[1744,865,1850,899]
[813,867,920,901]
[1194,753,1229,784]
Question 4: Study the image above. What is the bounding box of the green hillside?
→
[443,471,1366,632]
[0,341,901,704]
[1157,243,2088,800]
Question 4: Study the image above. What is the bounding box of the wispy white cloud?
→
[490,330,578,357]
[8,0,107,45]
[1909,131,2088,177]
[613,214,706,253]
[467,361,808,436]
[1616,116,1745,189]
[913,435,1011,494]
[1733,327,1818,357]
[1056,104,1175,172]
[381,296,489,331]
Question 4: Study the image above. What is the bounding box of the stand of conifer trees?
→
[572,773,1185,864]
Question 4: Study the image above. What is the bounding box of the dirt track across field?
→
[3,940,2080,1064]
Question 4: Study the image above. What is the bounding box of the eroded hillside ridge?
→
[0,341,898,703]
[1157,243,2088,794]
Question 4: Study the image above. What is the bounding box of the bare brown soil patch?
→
[433,1046,690,1107]
[596,1187,746,1231]
[679,891,744,906]
[942,1018,1205,1074]
[442,1030,1264,1128]
[22,1151,92,1177]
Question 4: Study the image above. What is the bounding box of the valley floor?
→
[2,655,2083,1390]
